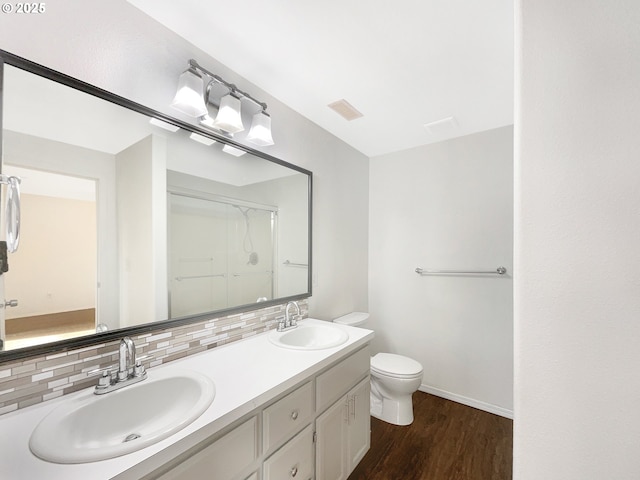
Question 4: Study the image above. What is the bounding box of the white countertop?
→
[0,319,373,480]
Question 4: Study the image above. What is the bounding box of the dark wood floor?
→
[348,392,513,480]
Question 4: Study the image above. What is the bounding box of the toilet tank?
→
[333,312,370,327]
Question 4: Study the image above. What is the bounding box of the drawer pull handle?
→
[291,410,299,420]
[290,466,298,477]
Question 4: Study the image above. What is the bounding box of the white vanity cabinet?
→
[346,377,371,472]
[263,425,314,480]
[144,345,371,480]
[154,417,258,480]
[263,381,314,454]
[314,346,371,480]
[262,381,314,480]
[315,377,370,480]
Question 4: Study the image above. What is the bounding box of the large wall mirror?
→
[0,51,312,359]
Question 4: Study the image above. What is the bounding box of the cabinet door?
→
[315,395,349,480]
[347,376,370,474]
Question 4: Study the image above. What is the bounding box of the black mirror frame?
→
[0,49,312,363]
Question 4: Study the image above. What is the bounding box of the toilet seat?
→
[370,353,423,379]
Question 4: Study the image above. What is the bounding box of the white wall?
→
[515,1,640,478]
[249,175,310,298]
[116,135,168,327]
[369,126,513,417]
[2,130,119,325]
[4,193,96,317]
[0,0,369,321]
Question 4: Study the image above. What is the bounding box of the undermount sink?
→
[29,370,215,464]
[270,323,349,350]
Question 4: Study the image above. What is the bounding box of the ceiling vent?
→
[423,116,459,135]
[328,99,363,121]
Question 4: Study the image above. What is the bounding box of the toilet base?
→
[370,390,415,426]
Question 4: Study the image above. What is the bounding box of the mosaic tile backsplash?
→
[0,300,308,415]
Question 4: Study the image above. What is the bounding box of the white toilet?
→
[333,312,423,426]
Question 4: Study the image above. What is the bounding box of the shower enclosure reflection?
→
[169,193,276,317]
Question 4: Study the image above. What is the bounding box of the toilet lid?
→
[370,353,423,378]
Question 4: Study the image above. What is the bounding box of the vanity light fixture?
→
[171,59,274,146]
[171,65,208,118]
[199,113,225,133]
[212,93,244,133]
[246,110,275,146]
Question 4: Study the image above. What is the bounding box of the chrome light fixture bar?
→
[171,59,274,146]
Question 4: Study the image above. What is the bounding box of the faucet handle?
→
[132,353,153,378]
[86,364,116,377]
[134,359,146,378]
[87,365,116,392]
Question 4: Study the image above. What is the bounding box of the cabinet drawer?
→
[263,425,314,480]
[316,346,370,413]
[156,417,257,480]
[263,381,313,452]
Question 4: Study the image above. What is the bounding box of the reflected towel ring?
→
[1,175,21,253]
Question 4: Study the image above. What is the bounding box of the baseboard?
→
[418,384,513,420]
[6,308,95,337]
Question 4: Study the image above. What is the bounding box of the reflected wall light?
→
[222,144,247,157]
[171,59,274,146]
[189,132,217,146]
[149,117,180,132]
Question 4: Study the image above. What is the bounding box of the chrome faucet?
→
[285,301,300,327]
[118,336,135,381]
[279,301,300,332]
[92,337,148,395]
[276,301,301,332]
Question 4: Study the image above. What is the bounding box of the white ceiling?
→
[127,0,514,158]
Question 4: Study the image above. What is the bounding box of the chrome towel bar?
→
[415,266,507,276]
[175,273,225,281]
[283,260,308,267]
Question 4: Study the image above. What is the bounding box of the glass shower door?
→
[168,193,276,318]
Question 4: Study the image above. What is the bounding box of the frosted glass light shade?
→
[213,94,244,133]
[199,114,216,128]
[247,111,274,146]
[199,114,227,135]
[171,68,208,118]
